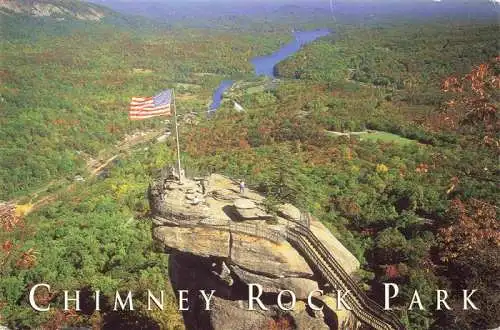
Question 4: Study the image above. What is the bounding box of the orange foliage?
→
[384,264,400,279]
[438,199,499,263]
[238,138,250,149]
[335,197,362,218]
[267,316,293,330]
[184,114,251,156]
[0,203,22,232]
[2,240,13,254]
[106,124,121,134]
[0,300,6,324]
[433,57,499,135]
[41,309,80,330]
[16,248,37,269]
[415,163,429,174]
[1,203,36,272]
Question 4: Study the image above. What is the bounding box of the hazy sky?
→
[93,0,494,2]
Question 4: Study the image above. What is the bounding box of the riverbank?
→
[209,28,331,111]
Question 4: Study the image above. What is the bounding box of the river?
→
[208,28,331,111]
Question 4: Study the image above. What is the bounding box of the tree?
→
[438,199,499,263]
[373,228,409,264]
[436,199,500,329]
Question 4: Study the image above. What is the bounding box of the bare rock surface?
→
[0,0,106,20]
[233,198,272,219]
[231,265,319,300]
[230,232,314,278]
[278,203,302,221]
[150,170,361,329]
[320,295,353,328]
[154,226,230,258]
[170,253,334,330]
[208,296,273,330]
[309,218,360,275]
[234,198,256,209]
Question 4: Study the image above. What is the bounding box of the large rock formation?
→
[150,170,362,330]
[0,0,108,21]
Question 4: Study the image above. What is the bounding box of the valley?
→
[0,1,498,330]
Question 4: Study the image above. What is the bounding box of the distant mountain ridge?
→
[0,0,111,21]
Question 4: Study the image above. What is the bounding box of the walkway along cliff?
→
[149,168,405,330]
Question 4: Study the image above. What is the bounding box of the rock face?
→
[278,203,302,222]
[154,226,230,258]
[150,170,361,330]
[0,0,108,21]
[309,220,360,275]
[233,198,272,220]
[230,232,314,278]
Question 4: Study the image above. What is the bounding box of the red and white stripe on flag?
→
[128,96,172,120]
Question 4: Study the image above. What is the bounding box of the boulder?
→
[154,226,230,258]
[207,174,236,191]
[234,198,256,209]
[234,208,272,220]
[320,294,354,328]
[211,189,240,201]
[210,296,330,330]
[278,203,301,221]
[150,171,365,330]
[231,265,319,300]
[185,193,197,200]
[309,218,360,274]
[230,232,314,278]
[290,302,331,330]
[209,297,273,330]
[234,198,272,220]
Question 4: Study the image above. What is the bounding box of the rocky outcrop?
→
[278,203,302,222]
[231,265,319,300]
[150,170,362,330]
[169,253,335,330]
[0,0,107,21]
[309,219,360,275]
[230,232,314,278]
[233,198,272,220]
[154,226,230,258]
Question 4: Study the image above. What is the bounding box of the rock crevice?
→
[150,171,361,330]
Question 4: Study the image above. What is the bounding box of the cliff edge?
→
[149,169,367,330]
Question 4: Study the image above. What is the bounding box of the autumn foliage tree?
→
[437,57,499,141]
[0,203,36,275]
[438,199,499,262]
[0,202,37,324]
[436,199,500,329]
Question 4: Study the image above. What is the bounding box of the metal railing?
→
[286,214,405,330]
[298,211,311,228]
[150,175,404,329]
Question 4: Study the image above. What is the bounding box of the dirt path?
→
[324,129,371,137]
[13,129,165,214]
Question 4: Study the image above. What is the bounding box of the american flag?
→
[128,89,173,120]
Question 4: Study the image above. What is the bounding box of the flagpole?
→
[172,89,182,183]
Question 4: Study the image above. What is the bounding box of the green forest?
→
[0,3,498,330]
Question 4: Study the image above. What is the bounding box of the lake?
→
[251,29,331,78]
[209,28,331,111]
[209,80,235,111]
